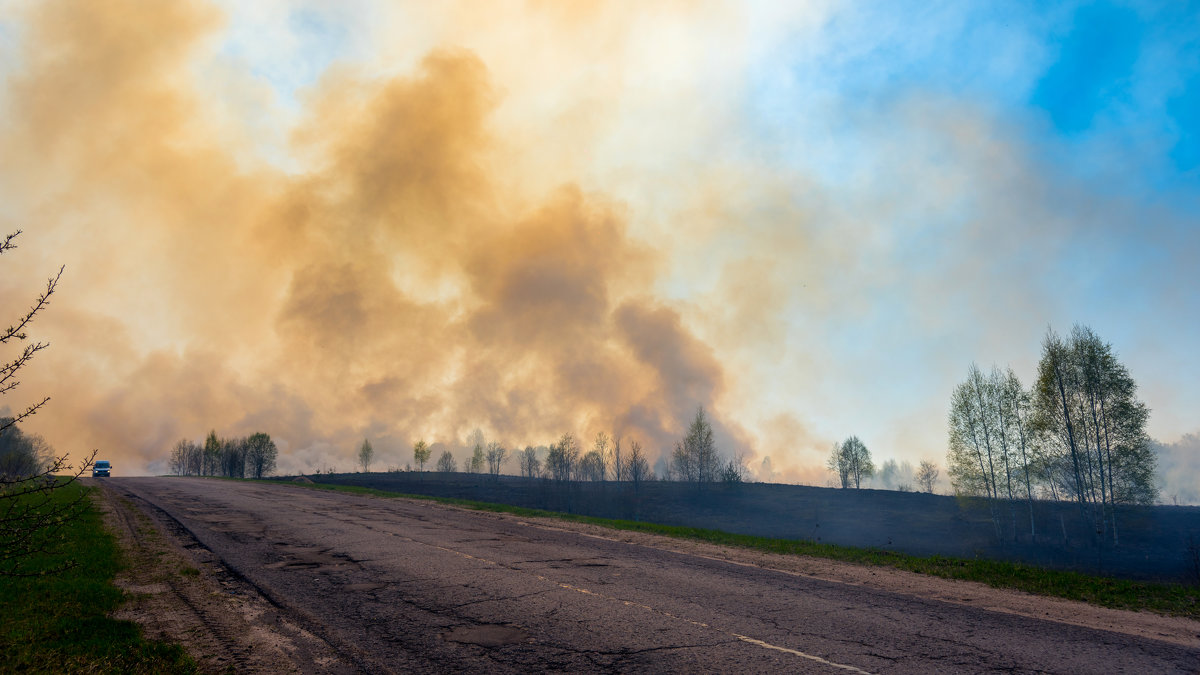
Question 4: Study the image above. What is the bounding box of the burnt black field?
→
[288,472,1200,583]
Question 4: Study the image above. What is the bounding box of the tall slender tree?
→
[1032,325,1156,544]
[413,439,431,471]
[673,406,718,484]
[203,430,221,477]
[358,438,374,473]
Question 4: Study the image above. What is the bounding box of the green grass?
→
[275,478,1200,619]
[0,482,196,674]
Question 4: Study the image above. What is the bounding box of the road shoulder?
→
[93,479,349,674]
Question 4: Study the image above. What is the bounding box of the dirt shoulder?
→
[413,496,1200,650]
[92,479,349,674]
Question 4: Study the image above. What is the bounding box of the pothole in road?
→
[442,625,529,647]
[263,546,361,574]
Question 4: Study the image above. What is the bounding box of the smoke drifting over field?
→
[1,1,1197,492]
[0,0,750,474]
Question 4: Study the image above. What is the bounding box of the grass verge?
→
[0,481,196,674]
[275,478,1200,620]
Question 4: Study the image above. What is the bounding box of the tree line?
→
[169,430,278,479]
[825,435,939,493]
[406,407,737,490]
[948,325,1157,544]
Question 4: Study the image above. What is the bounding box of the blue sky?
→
[699,0,1200,482]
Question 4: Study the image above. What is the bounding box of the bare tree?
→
[518,446,540,478]
[591,432,611,480]
[720,451,747,484]
[169,439,194,475]
[0,230,94,576]
[0,231,62,438]
[826,442,850,488]
[436,450,457,472]
[843,436,874,488]
[579,451,605,481]
[554,432,579,481]
[413,439,431,471]
[625,439,650,490]
[485,441,508,476]
[915,460,939,493]
[1,446,95,576]
[358,438,374,473]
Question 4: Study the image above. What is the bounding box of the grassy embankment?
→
[280,479,1200,619]
[0,481,195,674]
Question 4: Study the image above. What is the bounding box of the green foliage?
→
[468,444,484,474]
[358,438,374,473]
[828,436,874,488]
[202,431,220,477]
[0,419,51,480]
[413,439,431,471]
[1033,325,1157,507]
[0,483,195,673]
[672,406,719,483]
[245,433,277,479]
[172,432,275,478]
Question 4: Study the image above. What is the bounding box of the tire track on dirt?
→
[98,480,356,674]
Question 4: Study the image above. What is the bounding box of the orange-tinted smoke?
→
[0,0,750,474]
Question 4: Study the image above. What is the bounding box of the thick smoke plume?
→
[0,0,751,474]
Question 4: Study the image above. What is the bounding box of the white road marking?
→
[733,634,874,674]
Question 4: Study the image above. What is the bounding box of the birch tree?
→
[826,442,850,488]
[673,406,718,484]
[485,441,507,476]
[947,364,1004,537]
[996,368,1037,538]
[413,439,431,471]
[518,446,540,478]
[915,460,939,493]
[1032,325,1156,545]
[358,438,374,473]
[625,439,650,489]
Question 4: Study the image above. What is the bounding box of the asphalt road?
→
[111,477,1199,674]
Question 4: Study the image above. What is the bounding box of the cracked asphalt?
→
[112,477,1199,673]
